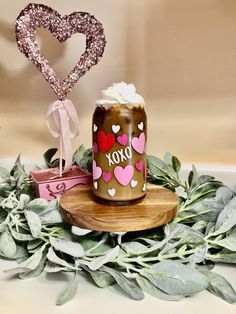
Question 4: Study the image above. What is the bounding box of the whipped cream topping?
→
[96,82,144,105]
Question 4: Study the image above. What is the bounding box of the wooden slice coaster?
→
[60,184,179,232]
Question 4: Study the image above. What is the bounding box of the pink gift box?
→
[31,166,92,200]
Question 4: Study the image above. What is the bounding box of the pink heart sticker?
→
[135,160,143,171]
[117,133,128,146]
[92,160,102,180]
[131,132,145,154]
[102,171,112,182]
[114,165,134,186]
[15,3,106,100]
[93,142,98,154]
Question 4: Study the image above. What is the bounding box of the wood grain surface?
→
[60,184,179,232]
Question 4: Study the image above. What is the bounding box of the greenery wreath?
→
[0,146,236,305]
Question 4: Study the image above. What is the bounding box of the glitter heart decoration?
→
[15,3,106,100]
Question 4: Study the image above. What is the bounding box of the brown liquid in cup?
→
[92,103,147,205]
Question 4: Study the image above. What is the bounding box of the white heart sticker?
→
[93,124,98,132]
[112,124,120,134]
[108,188,116,197]
[93,181,98,190]
[131,179,138,188]
[138,121,144,131]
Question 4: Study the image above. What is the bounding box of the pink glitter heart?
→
[135,160,143,171]
[117,133,128,146]
[131,132,145,154]
[102,171,112,182]
[114,165,134,186]
[92,160,102,180]
[15,3,106,100]
[93,142,98,154]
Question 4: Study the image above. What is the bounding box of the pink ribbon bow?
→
[46,99,80,177]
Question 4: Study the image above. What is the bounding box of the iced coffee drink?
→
[92,82,147,205]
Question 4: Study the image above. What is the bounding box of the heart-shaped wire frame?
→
[15,3,106,100]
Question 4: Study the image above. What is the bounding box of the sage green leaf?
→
[190,165,199,187]
[122,224,185,256]
[213,228,236,251]
[0,230,16,258]
[88,246,120,270]
[27,239,43,252]
[9,226,34,241]
[188,241,208,264]
[104,267,144,300]
[0,167,10,179]
[205,222,215,236]
[82,266,115,288]
[50,237,85,258]
[147,156,170,173]
[207,249,236,263]
[10,154,26,177]
[39,199,62,224]
[46,198,58,211]
[24,210,42,238]
[171,228,207,263]
[26,198,48,214]
[188,170,194,188]
[192,220,208,233]
[71,226,92,236]
[164,223,195,239]
[0,222,6,233]
[177,198,223,224]
[140,260,208,296]
[213,198,236,235]
[73,145,86,164]
[18,194,30,209]
[175,186,187,198]
[46,247,76,270]
[81,234,111,255]
[43,148,58,168]
[5,243,47,273]
[172,156,181,173]
[56,272,79,306]
[188,179,223,202]
[19,253,47,279]
[73,146,92,171]
[40,209,63,224]
[200,269,236,304]
[216,187,234,206]
[122,241,148,255]
[163,152,173,166]
[136,237,156,245]
[188,165,199,189]
[196,175,218,185]
[136,276,183,301]
[196,261,215,271]
[17,243,46,271]
[13,245,29,260]
[44,261,72,273]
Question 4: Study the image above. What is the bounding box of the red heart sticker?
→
[98,130,115,153]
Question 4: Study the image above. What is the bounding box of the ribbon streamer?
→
[46,99,80,177]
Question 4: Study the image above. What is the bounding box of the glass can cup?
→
[92,103,147,205]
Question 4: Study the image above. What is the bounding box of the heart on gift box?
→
[15,3,106,100]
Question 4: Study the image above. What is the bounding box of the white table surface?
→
[0,158,236,314]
